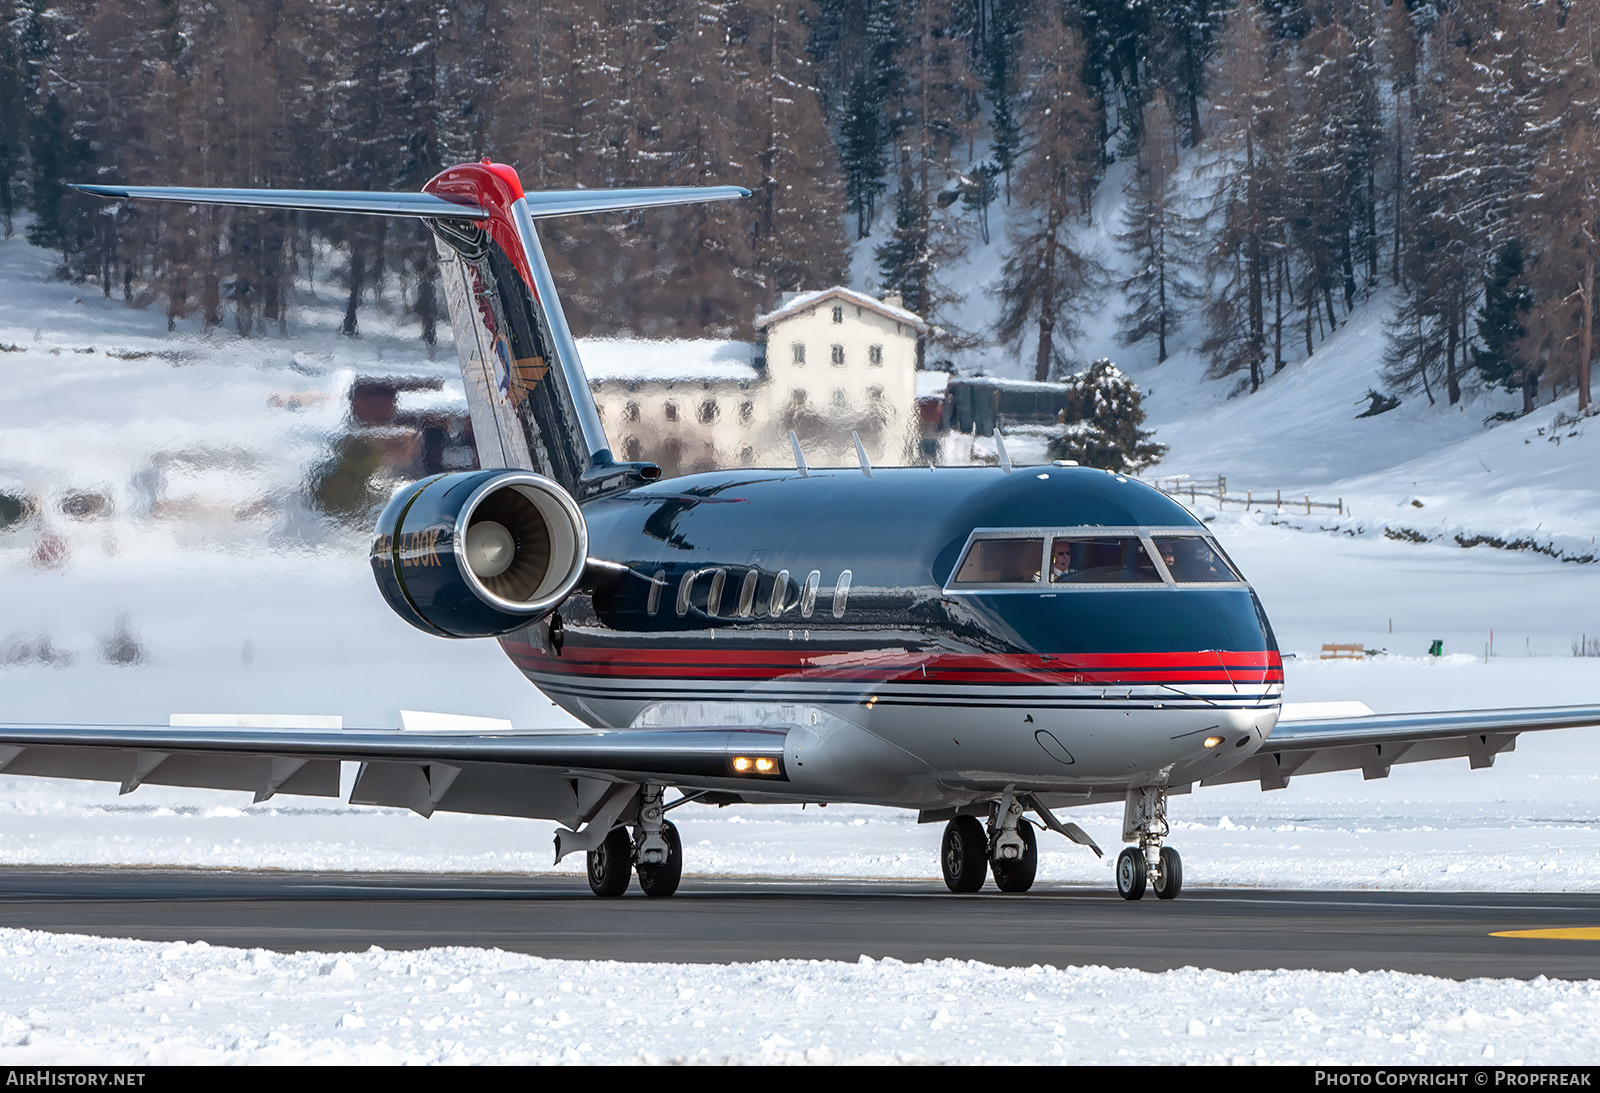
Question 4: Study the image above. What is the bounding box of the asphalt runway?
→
[0,867,1596,980]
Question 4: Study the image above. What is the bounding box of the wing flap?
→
[1203,705,1600,790]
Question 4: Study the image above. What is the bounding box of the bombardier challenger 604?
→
[1,161,1593,900]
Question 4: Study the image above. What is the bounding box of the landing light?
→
[1203,736,1225,748]
[731,756,781,777]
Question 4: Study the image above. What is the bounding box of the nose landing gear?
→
[1118,785,1182,900]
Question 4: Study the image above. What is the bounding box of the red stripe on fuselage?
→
[497,640,1282,686]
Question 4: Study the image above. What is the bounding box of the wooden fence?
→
[1143,474,1346,516]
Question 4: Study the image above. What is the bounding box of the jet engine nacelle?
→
[371,469,588,638]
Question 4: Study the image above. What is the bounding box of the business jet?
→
[1,160,1594,901]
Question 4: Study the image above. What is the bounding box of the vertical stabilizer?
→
[73,167,749,498]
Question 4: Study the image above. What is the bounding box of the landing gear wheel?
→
[586,826,632,897]
[635,820,683,898]
[1115,846,1147,901]
[941,815,988,893]
[990,817,1038,893]
[1153,845,1183,900]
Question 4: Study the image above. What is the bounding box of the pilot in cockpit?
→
[1050,539,1073,583]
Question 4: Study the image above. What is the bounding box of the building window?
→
[739,400,753,424]
[698,399,719,424]
[739,446,754,464]
[831,306,843,323]
[868,344,883,366]
[831,344,844,366]
[791,389,807,406]
[624,401,640,422]
[833,388,848,410]
[868,385,884,402]
[623,436,642,461]
[792,342,806,365]
[664,401,679,423]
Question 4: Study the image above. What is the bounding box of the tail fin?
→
[75,164,748,496]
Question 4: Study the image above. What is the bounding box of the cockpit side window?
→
[952,538,1044,585]
[1048,536,1162,584]
[1151,535,1239,582]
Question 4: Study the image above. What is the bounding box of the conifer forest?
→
[0,0,1595,410]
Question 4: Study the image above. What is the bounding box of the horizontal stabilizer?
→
[70,183,748,222]
[71,184,490,219]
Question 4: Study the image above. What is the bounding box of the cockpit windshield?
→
[948,527,1245,590]
[1048,536,1161,584]
[954,537,1043,584]
[1151,535,1239,582]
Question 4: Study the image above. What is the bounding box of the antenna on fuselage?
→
[789,431,810,478]
[993,428,1013,474]
[851,431,874,479]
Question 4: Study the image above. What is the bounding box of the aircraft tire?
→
[941,816,988,893]
[1116,846,1147,901]
[990,818,1038,893]
[587,826,633,897]
[1153,846,1183,900]
[636,820,683,898]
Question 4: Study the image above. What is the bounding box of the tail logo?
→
[490,332,550,407]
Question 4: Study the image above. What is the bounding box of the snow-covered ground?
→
[4,931,1599,1065]
[4,221,1600,1063]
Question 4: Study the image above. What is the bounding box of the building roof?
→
[580,338,758,384]
[753,286,928,333]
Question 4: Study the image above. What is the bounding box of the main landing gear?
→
[584,784,685,898]
[1117,785,1182,901]
[939,792,1039,894]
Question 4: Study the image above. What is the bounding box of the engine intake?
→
[371,469,588,638]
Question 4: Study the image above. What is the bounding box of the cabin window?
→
[831,344,845,366]
[676,570,695,616]
[868,344,883,366]
[832,570,853,618]
[800,570,822,618]
[792,342,806,365]
[647,569,666,616]
[738,568,759,617]
[831,306,843,323]
[1049,537,1162,584]
[1152,535,1239,583]
[953,538,1044,585]
[769,569,790,616]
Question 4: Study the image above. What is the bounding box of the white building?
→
[587,287,927,478]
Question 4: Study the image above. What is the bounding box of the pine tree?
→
[839,70,888,237]
[1197,0,1280,391]
[1045,359,1167,472]
[1473,240,1536,413]
[1115,91,1197,362]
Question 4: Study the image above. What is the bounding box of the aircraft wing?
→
[1203,705,1600,790]
[0,720,788,824]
